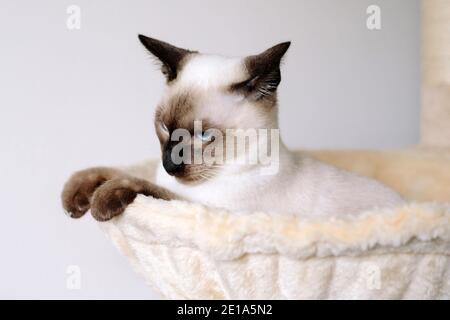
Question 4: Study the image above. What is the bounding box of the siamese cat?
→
[62,35,404,221]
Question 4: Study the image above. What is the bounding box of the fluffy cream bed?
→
[99,147,450,299]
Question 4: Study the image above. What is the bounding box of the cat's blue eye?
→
[195,130,213,141]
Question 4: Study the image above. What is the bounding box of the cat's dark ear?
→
[138,35,195,82]
[231,42,291,100]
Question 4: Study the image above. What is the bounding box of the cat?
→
[62,35,404,221]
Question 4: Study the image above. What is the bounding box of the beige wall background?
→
[0,0,419,298]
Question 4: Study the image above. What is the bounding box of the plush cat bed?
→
[98,147,450,299]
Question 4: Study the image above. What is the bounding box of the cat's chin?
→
[174,175,209,186]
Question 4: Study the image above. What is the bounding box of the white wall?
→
[0,0,419,298]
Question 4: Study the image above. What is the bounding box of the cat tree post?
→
[421,0,450,147]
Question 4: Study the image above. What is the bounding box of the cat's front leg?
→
[62,167,122,218]
[90,176,177,221]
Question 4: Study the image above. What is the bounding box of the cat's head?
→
[138,35,290,183]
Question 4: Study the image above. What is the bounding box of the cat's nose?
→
[163,158,185,176]
[162,144,185,176]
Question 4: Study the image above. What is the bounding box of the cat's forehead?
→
[159,88,242,125]
[157,87,265,132]
[175,54,246,89]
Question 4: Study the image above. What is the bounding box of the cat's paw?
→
[90,177,156,221]
[61,167,119,218]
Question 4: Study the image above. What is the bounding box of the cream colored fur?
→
[104,148,450,299]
